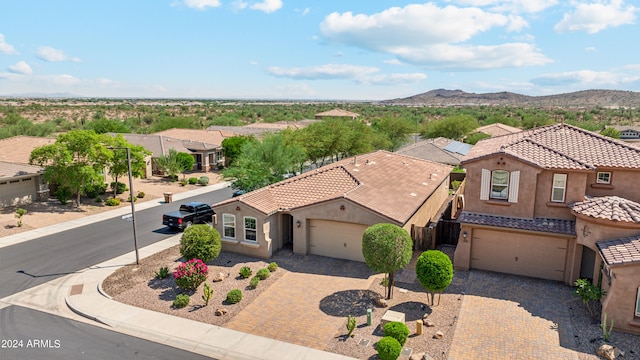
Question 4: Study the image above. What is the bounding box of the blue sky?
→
[0,0,638,100]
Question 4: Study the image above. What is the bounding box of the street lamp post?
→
[110,146,140,265]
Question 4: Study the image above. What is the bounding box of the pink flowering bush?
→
[173,258,208,291]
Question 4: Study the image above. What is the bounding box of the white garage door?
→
[0,177,35,207]
[309,219,368,262]
[470,229,567,281]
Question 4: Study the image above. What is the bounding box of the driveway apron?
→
[448,270,579,360]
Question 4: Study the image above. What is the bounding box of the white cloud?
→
[447,0,558,13]
[384,59,403,65]
[267,64,379,80]
[231,0,248,11]
[8,61,32,74]
[319,3,546,70]
[554,0,637,34]
[37,46,80,62]
[531,69,640,87]
[183,0,221,10]
[357,73,427,86]
[250,0,282,13]
[0,34,17,54]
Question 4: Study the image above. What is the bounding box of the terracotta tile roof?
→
[152,129,230,147]
[458,211,576,236]
[570,196,640,224]
[116,134,192,157]
[396,138,463,165]
[0,136,56,164]
[597,235,640,266]
[463,123,640,170]
[0,161,44,179]
[214,150,452,224]
[476,123,522,137]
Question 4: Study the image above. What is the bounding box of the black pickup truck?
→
[162,201,214,230]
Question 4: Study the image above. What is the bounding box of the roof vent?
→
[410,192,417,196]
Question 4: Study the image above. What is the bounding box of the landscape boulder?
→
[212,272,226,282]
[596,344,623,360]
[433,330,444,339]
[214,308,227,316]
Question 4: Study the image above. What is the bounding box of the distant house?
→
[314,109,359,120]
[396,137,472,166]
[455,123,640,335]
[150,129,232,171]
[113,134,195,176]
[207,120,319,138]
[211,150,452,262]
[608,125,640,142]
[475,123,522,137]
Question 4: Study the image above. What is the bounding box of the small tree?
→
[362,223,413,299]
[574,278,606,318]
[15,208,27,227]
[180,224,222,262]
[415,250,454,305]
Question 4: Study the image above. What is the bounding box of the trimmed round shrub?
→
[173,294,190,309]
[377,336,402,360]
[198,176,210,186]
[239,266,252,279]
[249,276,260,289]
[226,289,243,304]
[85,182,107,198]
[180,224,222,262]
[267,262,278,272]
[256,268,270,280]
[383,321,409,346]
[105,197,121,206]
[173,259,208,291]
[95,197,103,203]
[136,191,145,198]
[415,250,454,293]
[188,177,198,185]
[110,181,127,194]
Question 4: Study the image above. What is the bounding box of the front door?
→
[580,246,596,281]
[281,214,293,249]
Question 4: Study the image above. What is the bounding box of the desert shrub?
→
[256,268,270,280]
[154,266,170,279]
[110,181,127,194]
[574,278,606,317]
[179,178,188,186]
[383,321,409,346]
[105,197,121,206]
[202,283,213,306]
[173,258,208,290]
[249,276,260,289]
[180,224,222,262]
[451,180,462,190]
[127,195,137,202]
[95,196,103,203]
[268,262,278,272]
[55,187,72,205]
[173,294,190,308]
[188,177,198,185]
[239,266,252,279]
[376,336,402,360]
[198,176,209,185]
[85,182,107,198]
[226,289,243,304]
[136,191,145,198]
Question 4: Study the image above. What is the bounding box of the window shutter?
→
[508,170,520,203]
[480,169,490,200]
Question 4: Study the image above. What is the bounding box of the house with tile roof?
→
[475,122,522,137]
[211,150,452,263]
[455,123,640,334]
[396,137,472,166]
[148,129,232,171]
[0,136,56,207]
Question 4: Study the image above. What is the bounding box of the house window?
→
[597,172,611,184]
[551,174,567,203]
[636,286,640,317]
[244,217,257,242]
[222,214,235,239]
[490,170,509,200]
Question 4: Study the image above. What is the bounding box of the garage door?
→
[0,177,35,207]
[309,220,368,262]
[470,229,567,281]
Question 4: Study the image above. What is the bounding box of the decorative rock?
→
[212,272,225,282]
[214,308,227,316]
[422,355,434,360]
[375,297,389,308]
[423,319,435,327]
[596,344,622,360]
[433,331,444,339]
[409,353,425,360]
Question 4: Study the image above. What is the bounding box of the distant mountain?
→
[382,89,640,108]
[0,92,82,98]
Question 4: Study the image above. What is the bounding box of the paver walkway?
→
[225,250,375,350]
[448,270,579,360]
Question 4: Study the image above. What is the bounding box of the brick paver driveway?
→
[448,270,579,360]
[225,249,375,350]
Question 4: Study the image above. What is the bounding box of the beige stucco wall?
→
[213,203,274,259]
[533,171,587,220]
[586,169,640,203]
[600,264,640,335]
[402,175,451,233]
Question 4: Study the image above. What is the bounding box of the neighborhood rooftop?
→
[597,235,640,266]
[570,196,640,224]
[463,123,640,170]
[458,211,576,236]
[217,150,452,224]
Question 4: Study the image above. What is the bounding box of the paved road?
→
[0,187,232,298]
[0,305,214,360]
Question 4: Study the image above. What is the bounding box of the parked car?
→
[232,189,246,197]
[162,201,214,230]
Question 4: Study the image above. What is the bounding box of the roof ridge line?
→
[518,136,594,170]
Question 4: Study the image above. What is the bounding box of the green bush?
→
[226,289,243,304]
[268,262,278,272]
[256,268,270,280]
[180,224,222,262]
[383,321,409,346]
[239,266,252,279]
[173,259,208,291]
[179,178,188,186]
[110,181,127,194]
[188,177,198,185]
[154,266,170,279]
[105,197,121,206]
[198,176,210,185]
[136,191,145,198]
[85,182,107,198]
[173,294,190,308]
[95,196,103,203]
[376,336,402,360]
[55,187,72,205]
[415,250,454,292]
[249,276,260,289]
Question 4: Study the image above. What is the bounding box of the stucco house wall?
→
[599,264,640,335]
[214,203,273,259]
[586,169,640,203]
[402,175,451,233]
[533,171,588,220]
